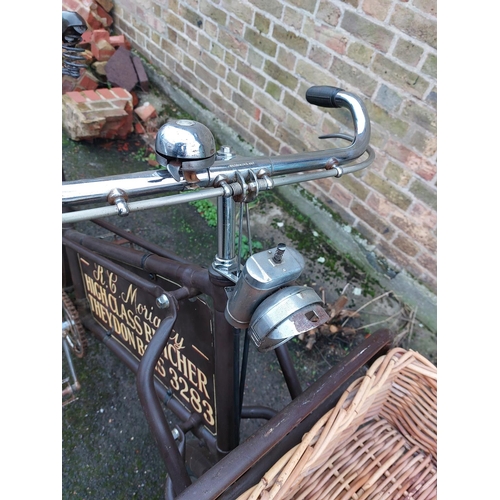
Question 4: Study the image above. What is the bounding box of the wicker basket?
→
[237,348,437,500]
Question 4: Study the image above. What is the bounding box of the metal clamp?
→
[232,171,249,203]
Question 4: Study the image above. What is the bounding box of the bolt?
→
[156,294,170,309]
[217,145,234,161]
[273,243,286,263]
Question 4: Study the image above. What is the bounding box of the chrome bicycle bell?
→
[155,119,216,182]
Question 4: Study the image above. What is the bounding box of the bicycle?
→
[61,11,393,498]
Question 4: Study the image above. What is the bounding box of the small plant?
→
[190,199,218,227]
[132,147,159,167]
[190,199,263,259]
[236,233,263,261]
[132,147,147,161]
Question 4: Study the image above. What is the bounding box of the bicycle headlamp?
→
[225,244,329,351]
[248,285,329,352]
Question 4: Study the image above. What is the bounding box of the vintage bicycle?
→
[61,10,400,499]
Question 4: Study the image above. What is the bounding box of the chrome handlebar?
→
[62,87,372,223]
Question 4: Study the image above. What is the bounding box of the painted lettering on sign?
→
[80,258,216,433]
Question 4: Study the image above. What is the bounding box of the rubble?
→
[62,0,154,141]
[134,102,157,122]
[62,88,134,141]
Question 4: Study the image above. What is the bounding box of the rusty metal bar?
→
[63,229,212,296]
[175,329,392,499]
[136,308,193,496]
[240,406,277,420]
[90,217,192,264]
[274,344,303,399]
[63,233,170,299]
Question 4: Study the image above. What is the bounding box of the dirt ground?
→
[62,86,436,499]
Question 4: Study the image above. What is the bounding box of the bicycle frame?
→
[62,85,392,498]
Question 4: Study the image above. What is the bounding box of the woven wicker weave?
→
[237,348,437,500]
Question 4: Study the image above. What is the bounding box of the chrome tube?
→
[216,196,237,265]
[61,153,373,225]
[62,169,198,205]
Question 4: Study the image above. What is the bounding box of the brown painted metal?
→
[91,217,193,264]
[174,328,392,500]
[135,306,193,496]
[275,344,303,399]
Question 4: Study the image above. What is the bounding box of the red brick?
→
[135,121,146,134]
[79,0,97,7]
[109,35,132,50]
[110,88,132,99]
[91,38,115,61]
[134,103,157,122]
[96,0,114,12]
[76,70,99,91]
[390,212,437,253]
[385,139,411,163]
[62,1,80,13]
[406,153,436,181]
[85,14,100,30]
[130,91,139,107]
[94,109,129,119]
[66,91,87,103]
[409,202,437,229]
[101,115,133,139]
[91,29,110,43]
[96,88,114,99]
[393,234,419,257]
[62,76,76,94]
[82,90,102,101]
[87,4,113,29]
[330,184,353,207]
[79,30,92,45]
[366,192,394,217]
[417,252,437,276]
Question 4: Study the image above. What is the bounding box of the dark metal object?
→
[62,11,87,78]
[136,307,193,496]
[275,344,302,399]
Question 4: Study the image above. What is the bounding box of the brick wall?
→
[109,0,437,293]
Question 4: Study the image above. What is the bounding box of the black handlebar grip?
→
[305,86,344,108]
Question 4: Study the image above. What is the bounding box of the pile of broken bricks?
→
[62,0,160,142]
